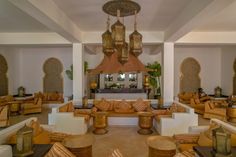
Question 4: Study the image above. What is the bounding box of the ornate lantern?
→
[111,10,125,48]
[117,42,129,64]
[212,126,232,157]
[215,86,222,97]
[82,96,88,108]
[18,86,25,97]
[13,125,33,157]
[102,16,114,57]
[129,11,142,57]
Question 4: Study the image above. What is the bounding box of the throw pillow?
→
[133,98,148,112]
[67,102,74,112]
[44,142,76,157]
[95,98,110,111]
[114,100,134,113]
[59,104,68,112]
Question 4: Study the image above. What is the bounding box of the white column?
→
[162,42,174,105]
[73,43,84,101]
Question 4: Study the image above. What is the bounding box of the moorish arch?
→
[180,57,201,93]
[0,54,8,96]
[43,58,63,93]
[233,58,236,94]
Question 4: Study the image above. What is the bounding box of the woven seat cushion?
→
[44,142,76,157]
[133,98,148,112]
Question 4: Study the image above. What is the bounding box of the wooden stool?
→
[92,112,108,135]
[62,134,95,157]
[137,112,153,135]
[147,136,176,157]
[227,107,236,123]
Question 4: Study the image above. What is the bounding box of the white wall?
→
[0,47,20,94]
[221,46,236,95]
[0,46,73,97]
[174,46,222,96]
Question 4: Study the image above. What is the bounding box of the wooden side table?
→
[146,136,176,157]
[92,112,108,135]
[62,134,95,157]
[227,107,236,123]
[137,112,153,135]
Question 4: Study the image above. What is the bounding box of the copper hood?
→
[90,52,148,74]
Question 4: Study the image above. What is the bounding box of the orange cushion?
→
[59,104,68,112]
[133,98,148,112]
[67,102,74,112]
[178,144,197,152]
[197,132,212,146]
[29,120,43,137]
[33,130,51,144]
[44,142,76,157]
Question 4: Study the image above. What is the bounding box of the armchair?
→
[0,105,9,127]
[203,101,227,121]
[21,97,42,115]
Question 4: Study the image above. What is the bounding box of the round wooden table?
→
[62,134,95,157]
[147,136,176,157]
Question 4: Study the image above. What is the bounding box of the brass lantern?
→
[14,125,33,157]
[102,16,114,57]
[212,126,232,157]
[18,86,25,97]
[117,42,129,64]
[111,10,125,48]
[129,11,142,57]
[215,86,222,97]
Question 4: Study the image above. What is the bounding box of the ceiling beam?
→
[82,31,164,44]
[8,0,82,42]
[0,33,70,45]
[176,32,236,45]
[164,0,234,42]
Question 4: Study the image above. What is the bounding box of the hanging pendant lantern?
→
[118,42,129,65]
[111,10,125,48]
[130,10,142,57]
[102,15,114,57]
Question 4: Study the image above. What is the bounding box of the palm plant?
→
[66,65,73,80]
[146,61,161,97]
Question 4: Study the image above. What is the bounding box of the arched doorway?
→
[0,54,8,96]
[233,58,236,94]
[43,58,63,93]
[180,57,201,93]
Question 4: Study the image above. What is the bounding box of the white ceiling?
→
[0,0,51,32]
[194,0,236,32]
[52,0,192,31]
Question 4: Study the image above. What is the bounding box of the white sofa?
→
[154,101,198,136]
[48,106,88,135]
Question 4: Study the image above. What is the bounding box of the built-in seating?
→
[34,92,64,104]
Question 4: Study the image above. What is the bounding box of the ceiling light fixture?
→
[102,0,142,65]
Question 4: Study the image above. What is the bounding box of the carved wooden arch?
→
[233,58,236,94]
[0,54,8,96]
[43,58,63,93]
[180,57,201,93]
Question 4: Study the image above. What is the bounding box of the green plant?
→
[146,61,161,96]
[66,65,73,80]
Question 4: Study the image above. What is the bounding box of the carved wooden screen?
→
[233,58,236,94]
[180,57,201,93]
[43,58,63,93]
[0,54,8,96]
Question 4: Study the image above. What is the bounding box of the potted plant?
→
[146,61,161,98]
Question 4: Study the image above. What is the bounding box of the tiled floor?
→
[5,106,213,157]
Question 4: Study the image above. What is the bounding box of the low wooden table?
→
[146,136,176,157]
[62,134,95,157]
[12,144,52,157]
[193,146,236,157]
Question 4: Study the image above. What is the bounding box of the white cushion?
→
[0,145,12,157]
